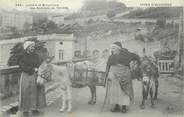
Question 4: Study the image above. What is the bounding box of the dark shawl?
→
[18,51,41,75]
[106,48,140,76]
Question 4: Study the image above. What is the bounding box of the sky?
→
[0,0,86,13]
[0,0,183,13]
[0,0,120,13]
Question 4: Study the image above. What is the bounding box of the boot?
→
[111,104,120,112]
[121,105,127,113]
[32,110,43,116]
[21,112,29,117]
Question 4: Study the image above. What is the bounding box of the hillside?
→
[73,19,179,54]
[122,7,181,19]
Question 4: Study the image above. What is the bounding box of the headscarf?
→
[111,41,122,50]
[23,41,35,50]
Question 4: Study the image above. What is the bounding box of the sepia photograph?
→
[0,0,183,117]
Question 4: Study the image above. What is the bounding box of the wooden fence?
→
[158,59,175,73]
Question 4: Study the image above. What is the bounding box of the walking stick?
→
[101,79,109,112]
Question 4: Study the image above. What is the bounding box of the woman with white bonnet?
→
[105,41,140,113]
[18,40,43,117]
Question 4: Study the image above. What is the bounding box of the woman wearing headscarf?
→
[18,41,45,117]
[105,41,140,113]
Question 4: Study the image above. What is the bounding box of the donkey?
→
[37,57,72,113]
[130,56,159,109]
[66,60,101,105]
[139,56,159,109]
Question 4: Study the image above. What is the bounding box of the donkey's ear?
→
[46,56,54,63]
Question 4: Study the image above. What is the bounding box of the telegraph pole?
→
[181,7,184,74]
[178,7,184,74]
[85,37,88,58]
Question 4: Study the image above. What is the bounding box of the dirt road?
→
[8,76,184,117]
[34,76,183,117]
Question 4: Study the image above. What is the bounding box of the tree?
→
[22,22,34,36]
[32,18,48,34]
[2,26,23,39]
[46,21,58,33]
[32,17,59,34]
[107,10,116,19]
[123,7,180,19]
[108,1,127,13]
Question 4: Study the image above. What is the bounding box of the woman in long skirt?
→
[105,41,140,113]
[18,41,45,117]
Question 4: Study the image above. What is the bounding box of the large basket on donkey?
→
[71,67,106,88]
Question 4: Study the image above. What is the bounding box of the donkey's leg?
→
[67,86,72,112]
[150,86,155,108]
[149,78,156,108]
[140,84,147,109]
[145,84,149,100]
[60,90,66,112]
[88,85,93,104]
[92,85,96,104]
[154,79,159,100]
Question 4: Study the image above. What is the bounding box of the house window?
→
[59,50,64,60]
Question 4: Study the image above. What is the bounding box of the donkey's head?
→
[140,57,158,86]
[130,60,142,80]
[38,56,54,81]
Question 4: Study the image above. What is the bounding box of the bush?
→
[8,37,48,66]
[156,18,166,28]
[153,49,177,60]
[8,43,24,66]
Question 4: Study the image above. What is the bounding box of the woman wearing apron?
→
[105,41,140,113]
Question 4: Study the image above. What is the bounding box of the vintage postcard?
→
[0,0,183,117]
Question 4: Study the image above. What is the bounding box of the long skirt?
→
[107,64,133,106]
[19,72,46,112]
[19,72,37,112]
[36,85,46,109]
